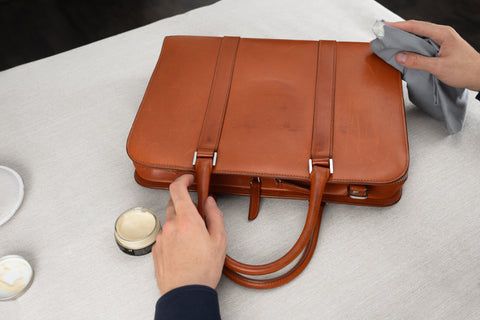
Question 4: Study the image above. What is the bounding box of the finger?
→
[385,20,448,46]
[151,240,163,291]
[395,51,439,74]
[165,198,176,224]
[204,196,227,244]
[169,174,197,217]
[152,240,159,268]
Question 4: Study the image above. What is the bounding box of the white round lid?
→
[0,166,24,226]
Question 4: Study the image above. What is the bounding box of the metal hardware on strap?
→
[309,158,333,174]
[250,177,261,184]
[347,185,369,200]
[193,151,218,166]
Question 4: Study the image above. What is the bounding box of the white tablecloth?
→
[1,0,480,319]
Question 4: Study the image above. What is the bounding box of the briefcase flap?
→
[127,36,409,185]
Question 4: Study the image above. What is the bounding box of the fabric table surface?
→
[1,0,479,319]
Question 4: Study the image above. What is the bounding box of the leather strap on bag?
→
[312,40,336,167]
[195,36,240,217]
[248,178,261,221]
[195,39,337,289]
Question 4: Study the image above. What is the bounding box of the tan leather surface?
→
[127,36,221,170]
[127,36,409,184]
[332,43,408,183]
[214,38,317,179]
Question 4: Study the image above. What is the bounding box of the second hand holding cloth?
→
[370,21,469,134]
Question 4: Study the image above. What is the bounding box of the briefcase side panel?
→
[331,42,409,184]
[133,167,405,207]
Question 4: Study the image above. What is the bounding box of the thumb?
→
[204,196,227,244]
[396,52,438,74]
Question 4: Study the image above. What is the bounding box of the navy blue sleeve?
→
[154,285,221,320]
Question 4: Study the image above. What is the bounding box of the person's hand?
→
[152,174,227,295]
[386,20,480,91]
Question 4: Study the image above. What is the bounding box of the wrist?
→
[469,52,480,91]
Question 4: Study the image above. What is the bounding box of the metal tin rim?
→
[114,207,161,250]
[0,255,33,301]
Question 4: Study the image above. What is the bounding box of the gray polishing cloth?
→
[370,21,469,134]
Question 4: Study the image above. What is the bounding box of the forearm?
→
[468,53,480,91]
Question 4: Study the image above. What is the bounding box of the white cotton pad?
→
[0,166,24,226]
[372,20,385,39]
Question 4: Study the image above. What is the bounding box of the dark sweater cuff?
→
[155,285,221,320]
[476,92,480,101]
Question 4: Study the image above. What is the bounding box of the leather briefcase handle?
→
[196,159,330,289]
[222,202,324,289]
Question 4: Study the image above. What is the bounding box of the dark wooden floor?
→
[1,0,479,71]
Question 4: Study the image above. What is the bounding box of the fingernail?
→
[206,196,215,206]
[397,52,407,64]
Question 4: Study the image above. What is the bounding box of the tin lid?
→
[0,166,24,226]
[114,207,161,251]
[0,255,33,301]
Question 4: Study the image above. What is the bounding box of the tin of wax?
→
[114,207,161,256]
[0,255,34,301]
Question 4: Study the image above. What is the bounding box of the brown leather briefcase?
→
[127,36,409,289]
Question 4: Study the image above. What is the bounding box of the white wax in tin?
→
[116,209,156,240]
[0,260,29,295]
